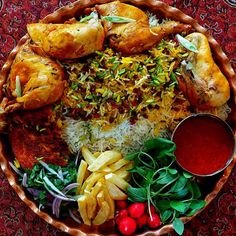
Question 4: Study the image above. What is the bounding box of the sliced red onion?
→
[75,151,80,166]
[52,197,62,218]
[69,209,81,224]
[22,173,28,187]
[9,162,23,177]
[38,160,64,181]
[27,188,41,197]
[43,184,76,202]
[63,183,79,193]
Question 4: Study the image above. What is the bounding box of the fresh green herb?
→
[102,15,136,23]
[176,34,198,53]
[126,137,205,235]
[173,218,184,235]
[24,160,77,205]
[80,12,97,23]
[15,76,22,97]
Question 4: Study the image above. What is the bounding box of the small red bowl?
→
[172,114,236,177]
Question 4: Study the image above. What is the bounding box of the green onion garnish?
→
[102,16,136,23]
[15,76,22,97]
[80,12,97,23]
[176,34,198,53]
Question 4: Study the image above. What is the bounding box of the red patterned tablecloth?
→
[0,0,236,235]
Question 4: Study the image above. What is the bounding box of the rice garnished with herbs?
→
[57,39,230,154]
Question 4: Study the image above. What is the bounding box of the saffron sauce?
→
[172,115,235,176]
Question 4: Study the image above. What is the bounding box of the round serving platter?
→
[0,0,236,235]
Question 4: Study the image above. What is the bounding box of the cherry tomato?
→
[147,213,161,229]
[115,209,129,225]
[137,213,148,228]
[116,200,128,209]
[118,217,137,235]
[128,202,145,218]
[119,209,129,218]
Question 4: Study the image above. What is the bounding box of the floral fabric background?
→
[0,0,235,235]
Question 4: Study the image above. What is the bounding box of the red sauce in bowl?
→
[172,114,235,176]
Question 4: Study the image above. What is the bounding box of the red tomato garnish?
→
[116,200,128,209]
[119,209,129,218]
[147,213,161,229]
[137,213,148,228]
[128,202,145,218]
[118,217,137,235]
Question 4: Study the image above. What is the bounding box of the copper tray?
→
[0,0,236,235]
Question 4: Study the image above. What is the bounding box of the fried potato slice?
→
[105,173,130,191]
[86,194,97,220]
[78,195,91,226]
[90,181,103,197]
[102,158,130,173]
[80,172,104,194]
[102,185,115,219]
[106,180,128,200]
[88,150,122,172]
[96,190,105,208]
[81,146,96,165]
[92,201,110,225]
[77,160,88,193]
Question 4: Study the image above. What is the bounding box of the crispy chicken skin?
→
[5,43,65,111]
[27,18,105,59]
[95,1,191,54]
[178,32,230,109]
[9,107,69,169]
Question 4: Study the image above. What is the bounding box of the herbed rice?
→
[58,37,231,155]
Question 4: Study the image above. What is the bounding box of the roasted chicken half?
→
[3,43,65,112]
[27,17,105,59]
[95,1,191,54]
[8,107,69,169]
[178,32,230,109]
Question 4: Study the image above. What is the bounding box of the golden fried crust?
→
[179,32,230,109]
[7,43,65,110]
[96,1,191,54]
[95,1,148,22]
[27,20,105,59]
[9,126,69,169]
[8,107,70,170]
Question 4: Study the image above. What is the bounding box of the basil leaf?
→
[187,181,201,198]
[170,201,187,213]
[168,168,178,175]
[127,187,147,202]
[125,152,139,160]
[183,172,193,179]
[170,186,189,199]
[160,210,173,222]
[155,200,171,211]
[169,176,188,193]
[155,172,176,185]
[176,34,198,53]
[190,200,206,210]
[173,218,184,235]
[102,15,136,23]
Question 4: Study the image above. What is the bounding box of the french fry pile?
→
[77,146,133,225]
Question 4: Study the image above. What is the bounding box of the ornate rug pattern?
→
[0,1,235,235]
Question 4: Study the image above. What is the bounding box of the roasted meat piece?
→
[8,108,69,169]
[9,126,69,169]
[4,43,65,112]
[27,17,105,59]
[96,1,191,54]
[178,32,230,109]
